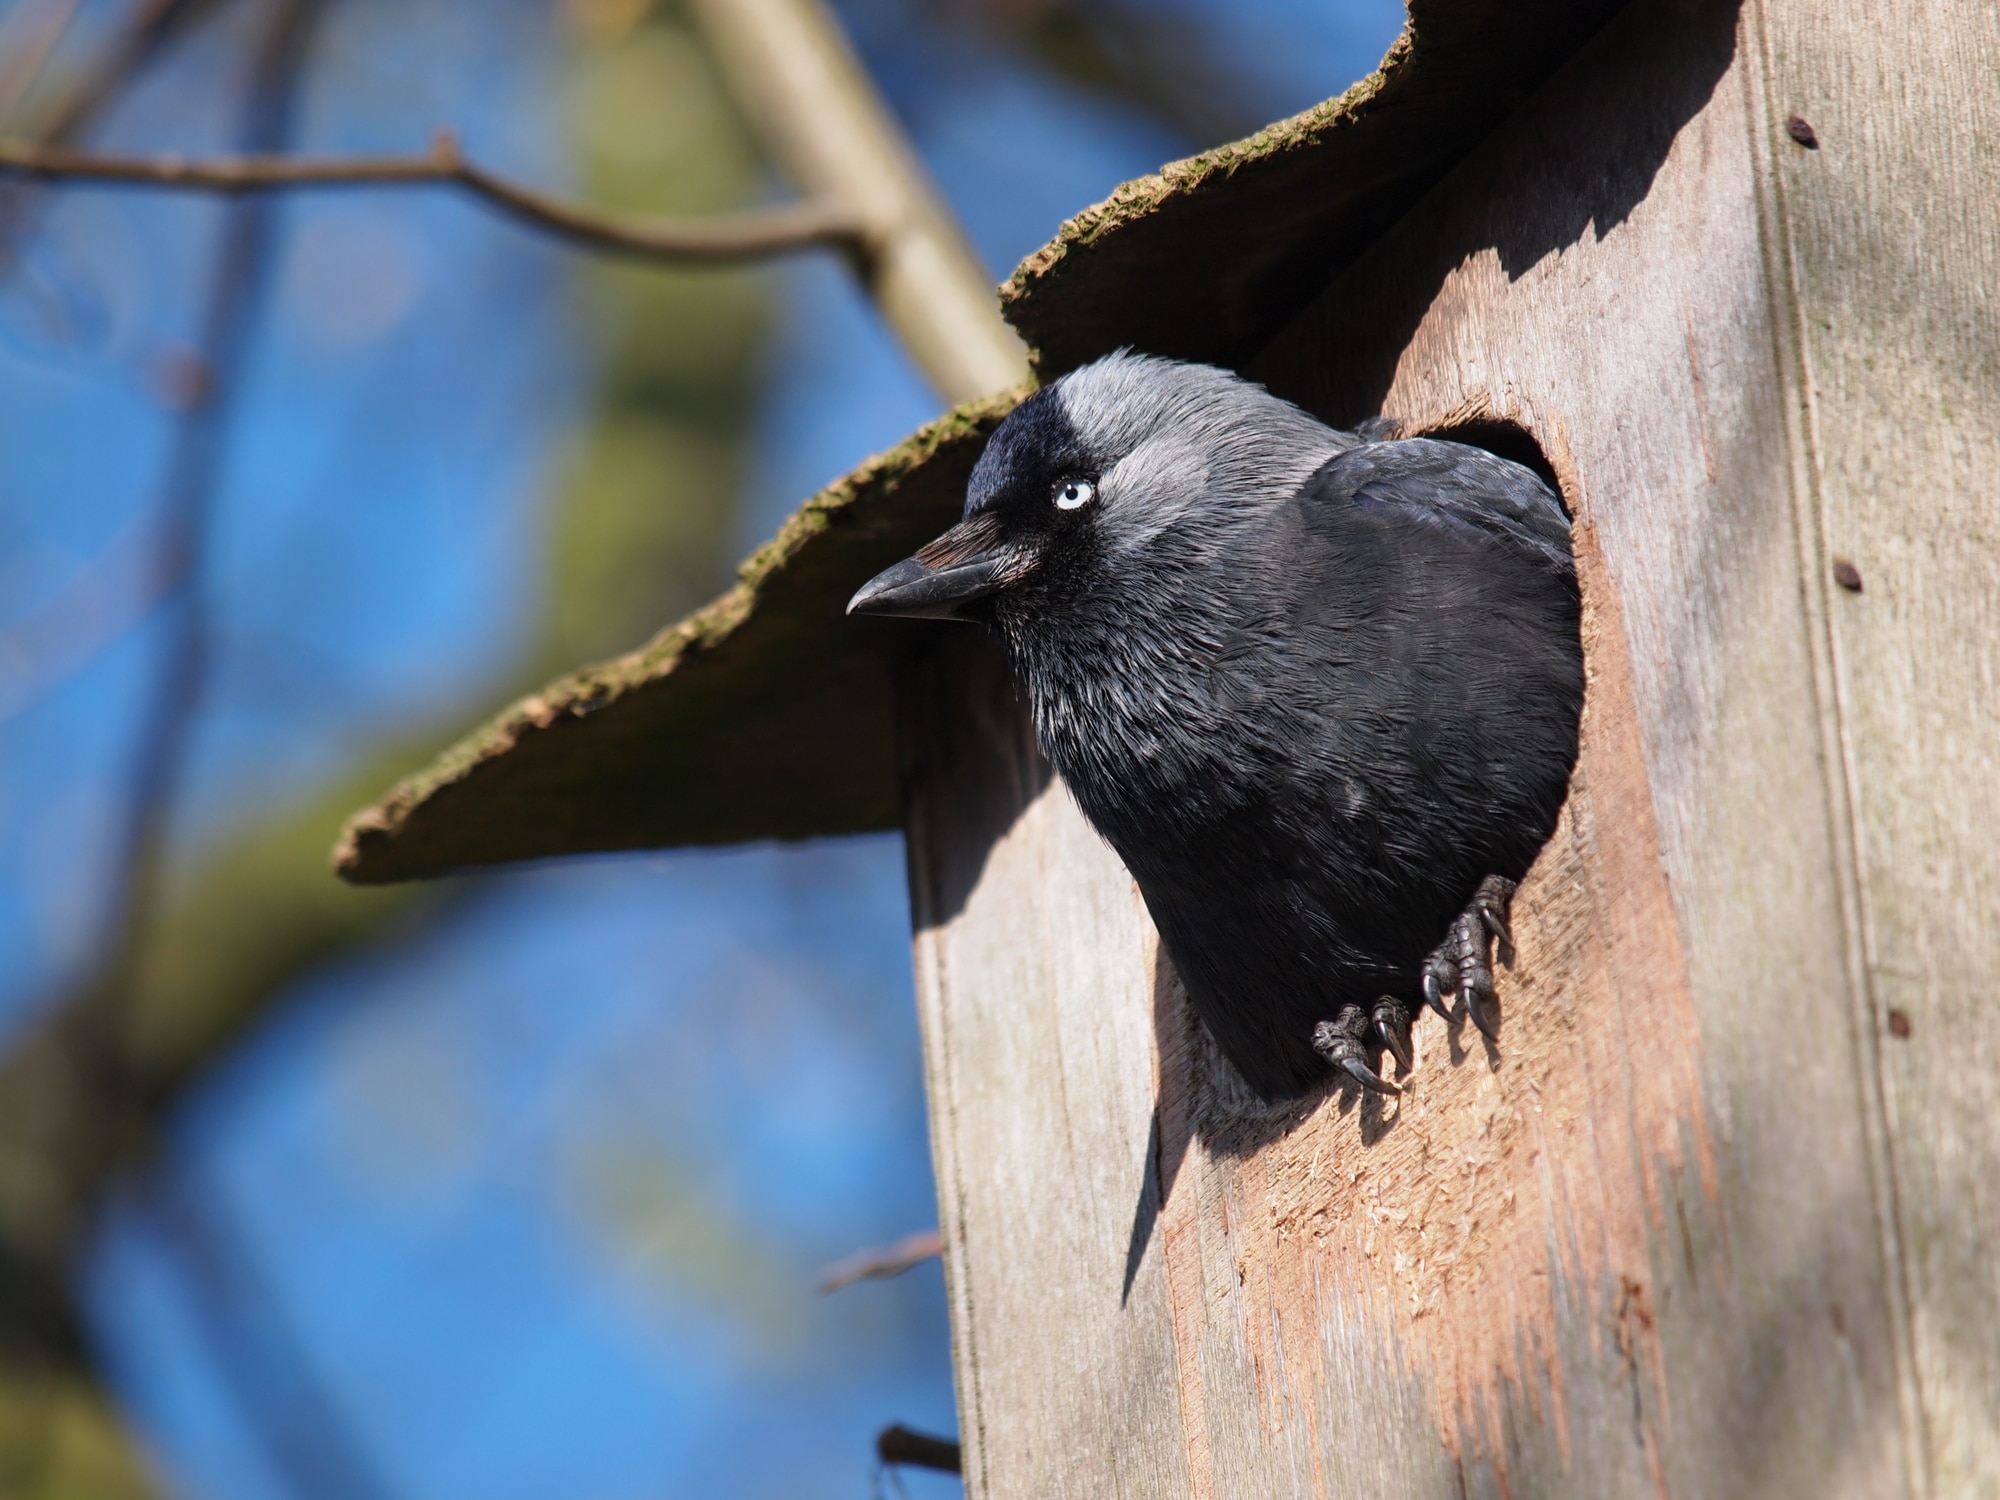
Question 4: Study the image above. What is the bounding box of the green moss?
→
[335,387,1024,882]
[997,38,1406,314]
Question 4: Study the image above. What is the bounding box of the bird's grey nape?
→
[1049,352,1352,554]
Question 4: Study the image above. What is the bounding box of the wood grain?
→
[903,0,1993,1491]
[1755,0,2000,1488]
[901,630,1190,1500]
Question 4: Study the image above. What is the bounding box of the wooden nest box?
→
[336,0,2000,1492]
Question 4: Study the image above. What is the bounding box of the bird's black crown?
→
[964,385,1094,521]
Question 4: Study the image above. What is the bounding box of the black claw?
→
[1341,1056,1401,1096]
[1376,1017,1413,1072]
[1315,1009,1403,1095]
[1420,876,1518,1045]
[1462,982,1500,1040]
[1474,875,1519,965]
[1421,967,1453,1022]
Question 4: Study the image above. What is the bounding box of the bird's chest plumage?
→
[1013,587,1248,806]
[1003,551,1376,892]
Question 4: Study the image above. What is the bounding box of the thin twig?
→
[0,131,869,264]
[816,1228,943,1292]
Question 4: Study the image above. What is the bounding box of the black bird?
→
[849,353,1583,1101]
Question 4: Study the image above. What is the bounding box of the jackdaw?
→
[849,352,1584,1101]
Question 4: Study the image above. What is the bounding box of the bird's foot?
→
[1313,998,1411,1096]
[1421,875,1518,1040]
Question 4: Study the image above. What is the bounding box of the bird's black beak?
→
[846,516,1019,621]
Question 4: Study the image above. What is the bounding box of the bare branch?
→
[686,0,1028,402]
[815,1228,943,1292]
[0,132,868,264]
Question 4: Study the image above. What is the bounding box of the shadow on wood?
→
[1298,0,1747,430]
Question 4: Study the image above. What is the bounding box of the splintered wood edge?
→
[330,386,1026,884]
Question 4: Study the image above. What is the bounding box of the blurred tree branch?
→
[0,0,84,125]
[27,0,228,146]
[0,2,302,1490]
[0,0,331,1416]
[685,0,1029,402]
[0,131,868,263]
[816,1228,942,1292]
[0,2,773,1328]
[0,0,1038,402]
[148,1165,405,1500]
[0,0,782,1393]
[0,497,180,726]
[936,0,1267,147]
[0,0,229,263]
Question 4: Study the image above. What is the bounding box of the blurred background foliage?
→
[548,3,764,665]
[0,0,1402,1495]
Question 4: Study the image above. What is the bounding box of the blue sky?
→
[0,1,1405,1495]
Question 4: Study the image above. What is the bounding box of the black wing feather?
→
[1308,437,1574,577]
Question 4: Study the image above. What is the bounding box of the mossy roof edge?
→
[998,0,1634,376]
[998,38,1405,312]
[335,388,1023,884]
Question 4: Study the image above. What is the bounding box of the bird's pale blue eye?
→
[1055,478,1097,511]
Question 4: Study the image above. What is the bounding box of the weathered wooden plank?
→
[1755,0,2000,1488]
[904,0,1992,1492]
[900,630,1191,1499]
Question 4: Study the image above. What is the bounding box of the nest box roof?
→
[335,0,1629,884]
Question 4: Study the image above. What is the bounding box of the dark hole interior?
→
[1419,418,1563,500]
